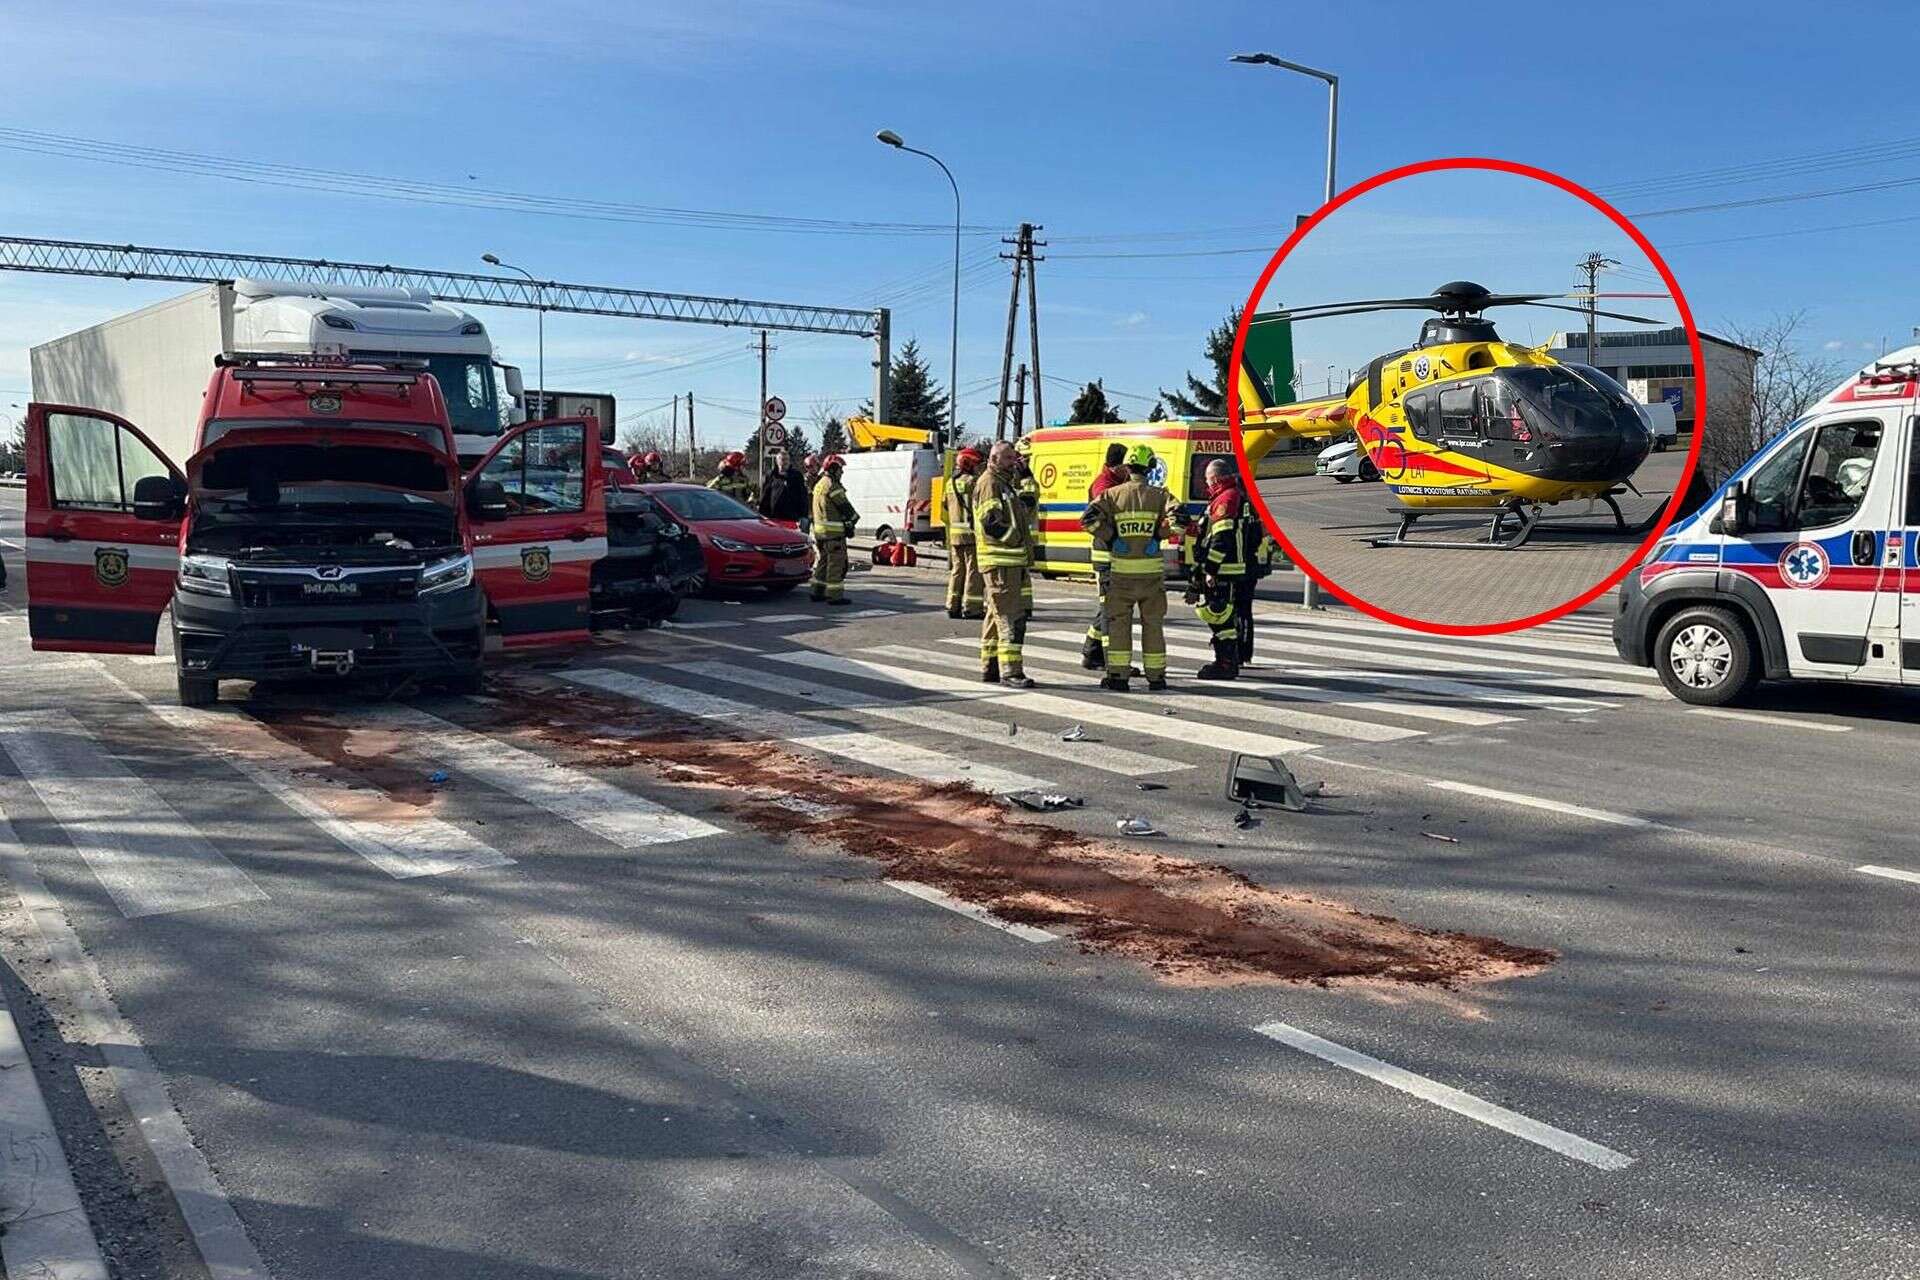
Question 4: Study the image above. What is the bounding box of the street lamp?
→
[482,253,543,420]
[875,128,960,448]
[1230,52,1340,206]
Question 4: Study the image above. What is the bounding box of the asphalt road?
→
[0,525,1914,1278]
[1258,445,1693,626]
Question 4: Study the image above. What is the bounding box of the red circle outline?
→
[1228,155,1706,636]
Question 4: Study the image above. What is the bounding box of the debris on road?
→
[1422,832,1461,844]
[1232,807,1255,830]
[1115,817,1163,837]
[1135,782,1168,792]
[1005,791,1086,813]
[427,769,450,786]
[1225,753,1309,812]
[1060,724,1087,742]
[468,677,1557,989]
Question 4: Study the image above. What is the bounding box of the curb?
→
[0,994,109,1279]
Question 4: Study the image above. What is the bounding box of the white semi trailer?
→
[29,279,526,467]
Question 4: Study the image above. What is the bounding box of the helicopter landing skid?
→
[1531,490,1667,538]
[1368,502,1540,550]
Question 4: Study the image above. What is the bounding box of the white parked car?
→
[1315,439,1377,483]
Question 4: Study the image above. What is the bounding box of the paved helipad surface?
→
[1255,445,1693,625]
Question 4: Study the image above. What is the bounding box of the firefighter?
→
[632,451,671,483]
[944,446,986,619]
[1080,443,1172,692]
[1189,458,1252,680]
[1241,525,1281,665]
[708,450,754,504]
[1081,442,1130,670]
[799,453,822,535]
[973,441,1035,688]
[808,454,857,605]
[1012,435,1039,617]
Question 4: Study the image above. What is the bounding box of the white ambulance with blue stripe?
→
[1613,353,1918,704]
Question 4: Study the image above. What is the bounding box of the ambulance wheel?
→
[1654,606,1756,706]
[176,672,218,707]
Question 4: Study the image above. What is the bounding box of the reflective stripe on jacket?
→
[1202,486,1249,577]
[945,471,977,546]
[974,467,1032,569]
[810,474,858,539]
[1080,477,1171,577]
[709,471,754,503]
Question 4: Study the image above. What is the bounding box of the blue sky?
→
[3,0,1917,446]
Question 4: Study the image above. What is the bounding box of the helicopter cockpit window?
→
[1501,366,1644,440]
[1796,420,1881,529]
[1437,384,1480,439]
[1479,380,1532,443]
[1402,388,1438,441]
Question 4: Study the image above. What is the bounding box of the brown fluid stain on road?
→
[486,678,1556,990]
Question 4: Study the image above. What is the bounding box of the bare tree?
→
[1705,312,1848,487]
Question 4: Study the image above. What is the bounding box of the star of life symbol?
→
[1414,355,1431,379]
[1779,540,1829,589]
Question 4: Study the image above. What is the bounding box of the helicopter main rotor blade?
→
[1263,300,1442,322]
[1521,301,1669,325]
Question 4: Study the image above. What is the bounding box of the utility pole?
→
[993,225,1028,441]
[686,392,696,476]
[1026,228,1046,431]
[1010,364,1029,436]
[670,393,679,460]
[752,328,775,475]
[993,224,1046,437]
[1578,252,1620,366]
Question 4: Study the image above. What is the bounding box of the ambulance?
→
[1024,420,1234,580]
[1614,350,1920,705]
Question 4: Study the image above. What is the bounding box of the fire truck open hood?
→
[186,426,459,507]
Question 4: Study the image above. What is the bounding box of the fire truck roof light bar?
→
[0,234,882,337]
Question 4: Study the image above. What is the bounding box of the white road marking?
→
[1427,779,1653,828]
[562,667,1050,794]
[886,880,1061,943]
[0,656,97,677]
[349,704,724,847]
[1242,607,1624,658]
[0,994,109,1278]
[1688,707,1852,733]
[0,805,271,1278]
[673,659,1187,777]
[660,620,741,630]
[1197,617,1653,680]
[790,647,1319,758]
[0,710,268,919]
[1214,632,1654,698]
[842,608,899,618]
[1857,864,1920,886]
[756,613,818,623]
[1023,632,1513,728]
[133,700,513,879]
[1251,1021,1633,1170]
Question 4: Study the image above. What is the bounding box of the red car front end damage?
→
[642,483,814,591]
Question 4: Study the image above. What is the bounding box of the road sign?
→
[763,396,787,422]
[765,423,788,446]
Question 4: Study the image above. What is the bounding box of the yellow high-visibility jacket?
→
[973,467,1032,569]
[1081,477,1172,578]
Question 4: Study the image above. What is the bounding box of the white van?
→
[1613,352,1917,704]
[838,448,937,542]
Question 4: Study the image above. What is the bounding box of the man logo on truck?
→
[521,546,552,582]
[93,547,129,589]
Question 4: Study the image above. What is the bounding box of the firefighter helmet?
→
[955,446,983,471]
[721,450,746,469]
[1126,443,1156,469]
[1012,436,1033,457]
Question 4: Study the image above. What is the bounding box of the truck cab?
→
[23,354,619,705]
[1614,355,1918,704]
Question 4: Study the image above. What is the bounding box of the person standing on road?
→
[799,453,822,535]
[708,451,754,504]
[1012,436,1040,619]
[944,446,985,619]
[808,454,858,606]
[632,451,672,483]
[1081,444,1173,692]
[1240,523,1279,664]
[974,441,1035,687]
[1081,441,1130,671]
[1188,458,1252,680]
[758,450,809,526]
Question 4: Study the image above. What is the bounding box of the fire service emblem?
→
[520,546,553,582]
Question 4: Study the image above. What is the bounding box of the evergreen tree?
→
[1158,305,1241,419]
[859,338,950,431]
[1067,379,1124,425]
[817,416,850,457]
[1147,401,1168,422]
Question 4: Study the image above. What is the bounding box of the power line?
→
[1626,172,1920,219]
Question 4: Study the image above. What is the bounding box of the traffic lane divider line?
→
[1425,780,1654,828]
[0,805,271,1278]
[660,620,742,630]
[0,709,269,919]
[561,666,1051,795]
[1191,617,1657,681]
[886,880,1062,943]
[1022,630,1516,729]
[1250,1020,1634,1171]
[347,704,723,847]
[0,985,110,1279]
[786,646,1319,758]
[1687,707,1852,732]
[1857,865,1920,886]
[670,659,1189,778]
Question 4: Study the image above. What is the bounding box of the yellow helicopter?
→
[1236,280,1667,549]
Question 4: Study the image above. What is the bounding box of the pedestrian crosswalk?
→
[0,598,1657,925]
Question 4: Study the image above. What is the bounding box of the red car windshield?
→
[657,488,756,521]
